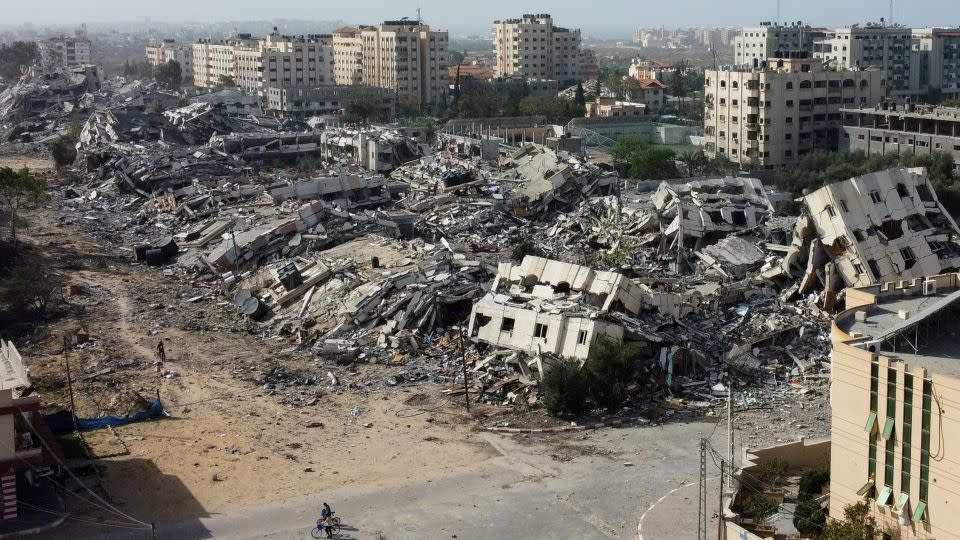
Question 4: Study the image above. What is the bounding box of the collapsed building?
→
[0,66,101,144]
[780,168,960,300]
[653,176,774,251]
[469,256,644,360]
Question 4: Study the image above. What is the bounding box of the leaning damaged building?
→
[469,256,645,360]
[780,168,960,299]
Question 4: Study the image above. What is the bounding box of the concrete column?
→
[1,470,15,521]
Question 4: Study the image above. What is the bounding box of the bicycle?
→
[310,515,342,539]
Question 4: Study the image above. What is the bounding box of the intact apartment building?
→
[145,39,193,76]
[815,25,960,99]
[192,35,259,89]
[733,22,827,67]
[37,34,92,69]
[360,21,448,108]
[492,14,581,84]
[332,27,367,86]
[841,104,960,170]
[704,57,884,168]
[233,29,334,98]
[830,272,960,539]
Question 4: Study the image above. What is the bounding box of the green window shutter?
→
[857,480,875,497]
[894,493,910,513]
[877,486,893,506]
[912,501,927,522]
[882,417,895,439]
[865,411,878,433]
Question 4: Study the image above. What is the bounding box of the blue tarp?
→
[44,398,165,434]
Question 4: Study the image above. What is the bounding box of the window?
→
[920,379,932,501]
[870,191,883,204]
[897,183,910,198]
[885,435,895,487]
[901,247,917,269]
[534,323,548,339]
[902,373,913,494]
[826,205,836,218]
[577,330,588,345]
[854,263,866,275]
[501,318,515,333]
[868,259,881,280]
[840,200,850,213]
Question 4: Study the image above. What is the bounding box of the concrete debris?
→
[52,90,853,428]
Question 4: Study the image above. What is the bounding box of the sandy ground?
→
[0,153,56,171]
[17,200,494,526]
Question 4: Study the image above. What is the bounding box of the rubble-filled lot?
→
[1,70,871,524]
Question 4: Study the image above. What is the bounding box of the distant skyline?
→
[2,0,958,36]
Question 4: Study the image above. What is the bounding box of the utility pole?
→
[727,368,734,487]
[697,438,708,540]
[62,335,78,432]
[458,329,470,414]
[717,460,725,540]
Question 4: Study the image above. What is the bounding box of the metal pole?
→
[717,460,725,540]
[62,336,78,433]
[459,330,470,413]
[698,437,707,540]
[727,368,733,486]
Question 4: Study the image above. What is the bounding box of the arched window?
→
[732,81,739,89]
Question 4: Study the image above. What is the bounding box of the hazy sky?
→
[3,0,958,34]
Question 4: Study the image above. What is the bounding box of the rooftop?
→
[837,274,960,378]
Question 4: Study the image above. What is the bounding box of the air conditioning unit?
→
[854,339,882,355]
[923,280,937,296]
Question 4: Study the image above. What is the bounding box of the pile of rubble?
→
[57,89,960,429]
[0,65,101,145]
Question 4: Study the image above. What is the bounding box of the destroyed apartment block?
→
[653,176,774,252]
[319,128,428,173]
[210,132,324,162]
[266,174,407,209]
[467,256,686,361]
[79,109,187,147]
[780,167,960,296]
[500,143,618,216]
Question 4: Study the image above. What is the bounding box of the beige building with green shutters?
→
[830,273,960,539]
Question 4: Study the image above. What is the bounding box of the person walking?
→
[156,339,166,362]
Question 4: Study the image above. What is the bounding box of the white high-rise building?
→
[145,39,193,77]
[360,20,448,107]
[733,22,826,67]
[493,13,581,83]
[37,33,92,69]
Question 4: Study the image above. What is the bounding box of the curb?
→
[485,415,649,433]
[0,502,67,539]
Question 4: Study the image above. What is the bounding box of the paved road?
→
[60,419,727,540]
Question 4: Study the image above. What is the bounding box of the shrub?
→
[582,337,637,411]
[542,361,589,417]
[798,469,830,496]
[510,239,545,262]
[50,135,78,170]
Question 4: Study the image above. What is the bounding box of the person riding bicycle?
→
[320,502,332,519]
[321,514,334,538]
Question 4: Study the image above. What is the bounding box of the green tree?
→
[671,59,690,117]
[742,493,778,525]
[396,93,421,119]
[821,501,876,540]
[611,136,680,180]
[50,136,78,170]
[1,252,62,320]
[592,78,602,99]
[542,361,590,417]
[154,60,182,90]
[345,88,388,124]
[0,167,47,250]
[216,74,236,88]
[0,41,39,80]
[574,82,586,107]
[582,337,637,412]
